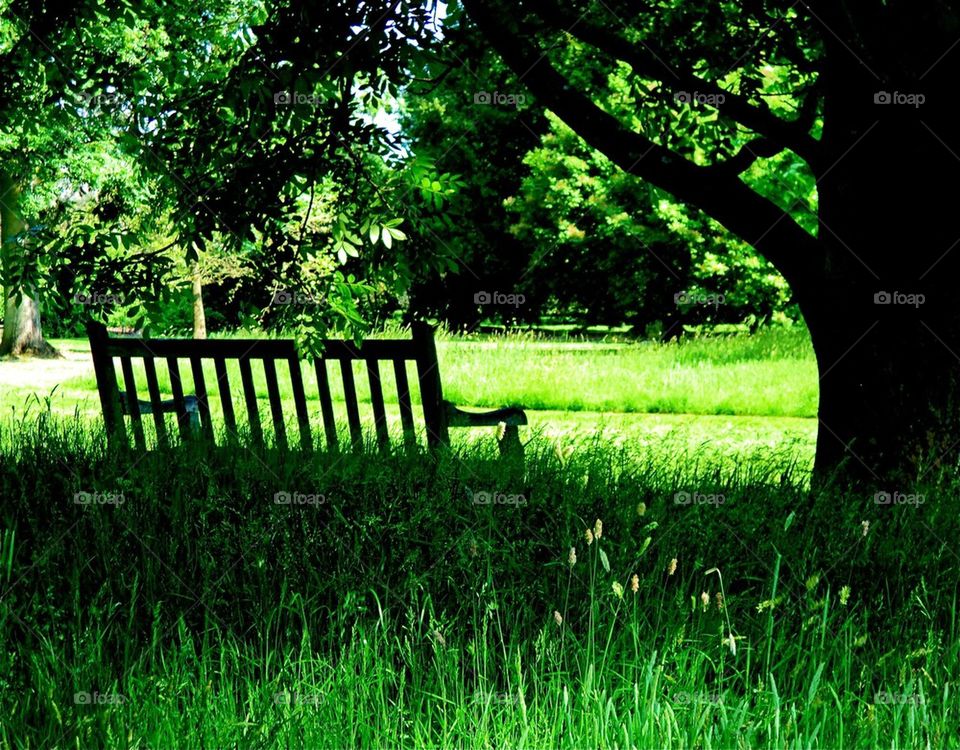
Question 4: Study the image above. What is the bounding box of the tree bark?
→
[0,172,58,358]
[800,10,960,484]
[191,266,207,339]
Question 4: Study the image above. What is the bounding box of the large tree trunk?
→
[0,172,58,358]
[191,269,207,339]
[803,8,960,484]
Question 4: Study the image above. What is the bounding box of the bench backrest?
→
[86,321,449,451]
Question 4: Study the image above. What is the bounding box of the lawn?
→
[0,328,818,475]
[4,326,819,418]
[0,421,952,748]
[436,326,818,417]
[3,329,951,748]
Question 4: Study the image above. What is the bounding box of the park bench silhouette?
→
[87,321,526,455]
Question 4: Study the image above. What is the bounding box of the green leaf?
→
[784,511,796,532]
[598,548,610,573]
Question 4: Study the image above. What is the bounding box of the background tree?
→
[403,20,796,334]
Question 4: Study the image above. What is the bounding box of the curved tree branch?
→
[463,0,824,293]
[555,17,823,170]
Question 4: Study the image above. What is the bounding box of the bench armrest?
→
[443,401,528,428]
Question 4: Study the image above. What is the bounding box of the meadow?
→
[0,327,819,476]
[17,326,818,418]
[10,327,948,748]
[0,417,955,748]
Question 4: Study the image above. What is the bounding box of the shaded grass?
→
[0,417,956,748]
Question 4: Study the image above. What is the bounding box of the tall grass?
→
[437,326,818,417]
[0,416,955,748]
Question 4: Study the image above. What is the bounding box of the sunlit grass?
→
[12,327,818,422]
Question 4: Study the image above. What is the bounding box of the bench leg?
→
[498,425,524,461]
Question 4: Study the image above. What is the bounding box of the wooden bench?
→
[86,321,527,455]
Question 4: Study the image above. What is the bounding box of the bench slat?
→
[214,358,237,435]
[262,358,287,449]
[340,360,363,447]
[314,360,338,450]
[119,358,146,451]
[190,357,215,441]
[165,357,191,438]
[237,357,263,446]
[393,360,415,447]
[288,357,312,450]
[366,359,389,447]
[142,358,169,447]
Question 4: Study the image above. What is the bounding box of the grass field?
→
[436,326,818,417]
[0,328,860,746]
[1,326,818,418]
[0,328,819,476]
[0,420,954,748]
